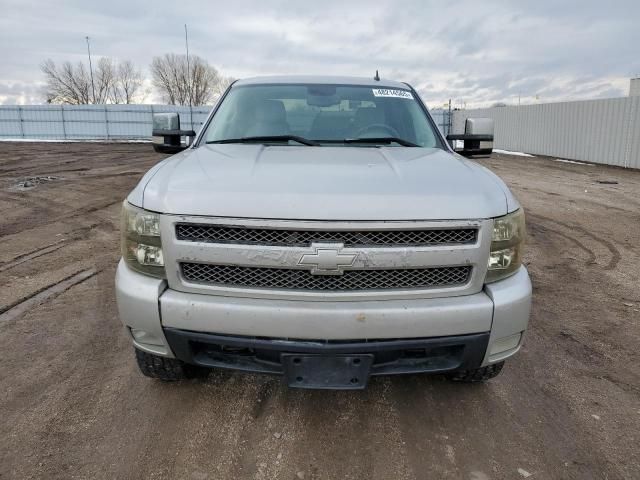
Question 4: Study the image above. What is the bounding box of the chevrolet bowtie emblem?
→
[298,243,357,275]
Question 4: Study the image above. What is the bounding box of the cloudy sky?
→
[1,0,639,108]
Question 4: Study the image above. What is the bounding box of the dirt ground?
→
[0,142,639,480]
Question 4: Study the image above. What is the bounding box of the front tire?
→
[135,349,209,381]
[447,361,504,382]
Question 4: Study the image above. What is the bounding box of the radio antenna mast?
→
[185,24,194,130]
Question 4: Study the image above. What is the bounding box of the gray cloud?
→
[1,0,638,107]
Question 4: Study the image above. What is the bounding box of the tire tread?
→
[135,349,207,381]
[447,361,504,382]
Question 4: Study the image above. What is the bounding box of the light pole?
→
[86,36,96,103]
[185,24,193,129]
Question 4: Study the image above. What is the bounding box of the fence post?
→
[623,96,638,169]
[17,106,24,138]
[448,99,452,137]
[60,105,67,140]
[104,105,109,140]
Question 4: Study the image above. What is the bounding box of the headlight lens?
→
[486,209,525,283]
[121,202,165,278]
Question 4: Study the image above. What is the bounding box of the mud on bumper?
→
[164,328,490,389]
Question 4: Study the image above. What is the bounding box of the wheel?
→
[135,349,209,381]
[447,361,504,383]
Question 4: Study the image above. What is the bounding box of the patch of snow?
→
[517,468,532,478]
[554,158,593,166]
[493,149,535,157]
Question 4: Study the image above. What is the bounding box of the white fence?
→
[452,96,640,169]
[0,104,212,140]
[0,104,452,141]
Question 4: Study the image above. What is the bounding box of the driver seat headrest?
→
[353,107,385,129]
[254,99,287,123]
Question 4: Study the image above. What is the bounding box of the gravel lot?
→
[1,142,639,480]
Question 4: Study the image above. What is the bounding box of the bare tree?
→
[151,53,224,106]
[111,60,144,104]
[93,57,116,104]
[41,59,92,104]
[41,58,143,104]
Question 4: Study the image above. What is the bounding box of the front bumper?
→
[115,260,531,371]
[165,329,490,388]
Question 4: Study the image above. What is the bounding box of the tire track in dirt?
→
[0,241,66,272]
[0,268,98,322]
[0,198,122,237]
[528,222,597,266]
[0,189,60,217]
[527,213,621,270]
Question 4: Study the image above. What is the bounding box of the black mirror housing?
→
[152,129,197,153]
[447,118,494,157]
[152,113,196,154]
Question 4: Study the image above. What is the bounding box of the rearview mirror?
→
[152,113,196,154]
[307,94,340,107]
[307,85,340,107]
[446,117,494,157]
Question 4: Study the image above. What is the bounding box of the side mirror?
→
[152,113,196,154]
[446,117,494,157]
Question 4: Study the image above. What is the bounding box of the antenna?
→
[374,70,380,81]
[185,24,194,131]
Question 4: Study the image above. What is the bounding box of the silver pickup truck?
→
[116,75,531,389]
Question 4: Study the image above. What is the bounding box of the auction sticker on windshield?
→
[372,89,414,99]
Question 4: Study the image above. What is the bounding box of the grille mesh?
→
[181,263,471,291]
[176,224,476,247]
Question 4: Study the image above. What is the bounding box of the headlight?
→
[121,201,165,278]
[486,209,525,283]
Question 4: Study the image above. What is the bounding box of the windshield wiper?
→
[342,137,419,147]
[206,135,320,146]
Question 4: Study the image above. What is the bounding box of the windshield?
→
[200,84,443,148]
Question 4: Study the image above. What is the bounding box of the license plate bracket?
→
[282,354,374,390]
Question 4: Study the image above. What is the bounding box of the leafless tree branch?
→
[41,58,144,104]
[150,54,225,106]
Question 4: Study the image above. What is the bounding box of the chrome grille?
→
[180,263,472,291]
[175,224,477,247]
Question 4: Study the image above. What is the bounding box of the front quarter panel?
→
[127,156,174,208]
[473,160,521,213]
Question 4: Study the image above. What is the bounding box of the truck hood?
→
[135,145,515,220]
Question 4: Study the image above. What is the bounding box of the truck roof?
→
[234,75,410,89]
